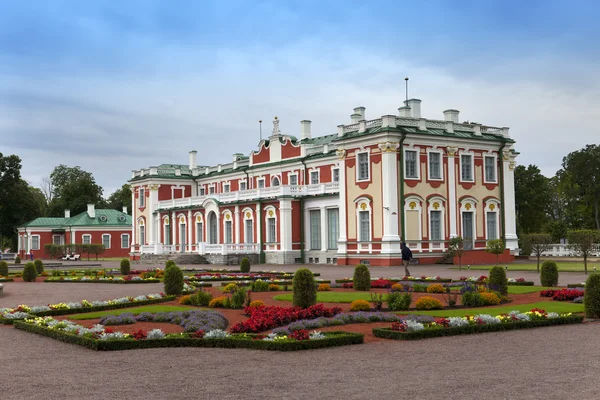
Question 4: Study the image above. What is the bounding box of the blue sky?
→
[1,0,599,195]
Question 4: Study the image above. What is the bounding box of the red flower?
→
[290,329,310,341]
[231,304,342,333]
[104,328,115,334]
[191,330,205,338]
[391,322,407,331]
[371,279,392,288]
[132,329,147,340]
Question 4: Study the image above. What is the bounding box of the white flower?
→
[547,312,560,319]
[447,317,469,327]
[309,331,326,340]
[405,320,425,331]
[147,329,165,339]
[204,329,229,339]
[474,314,501,324]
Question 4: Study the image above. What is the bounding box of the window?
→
[209,185,215,194]
[332,168,339,183]
[31,235,40,250]
[310,210,321,250]
[223,183,230,193]
[82,234,91,245]
[272,176,280,186]
[310,171,319,185]
[461,154,473,181]
[429,152,441,180]
[139,188,145,208]
[257,178,265,188]
[327,208,339,249]
[239,181,247,191]
[487,212,497,240]
[289,174,298,186]
[164,221,171,245]
[485,156,496,182]
[405,150,418,179]
[102,234,111,249]
[267,218,276,242]
[196,222,203,243]
[430,211,442,241]
[224,221,232,244]
[357,152,369,180]
[139,226,146,245]
[245,219,253,243]
[53,235,62,245]
[199,187,206,196]
[121,234,130,249]
[359,211,370,242]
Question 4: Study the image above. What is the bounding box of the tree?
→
[568,230,600,275]
[485,239,505,265]
[522,233,553,272]
[47,165,104,216]
[448,236,466,271]
[105,184,132,213]
[514,165,552,235]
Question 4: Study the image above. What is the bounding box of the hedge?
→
[0,278,14,282]
[568,284,585,288]
[372,316,584,340]
[43,279,161,284]
[507,281,535,286]
[13,323,364,351]
[182,268,319,277]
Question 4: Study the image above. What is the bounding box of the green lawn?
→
[507,286,552,294]
[274,292,387,303]
[69,305,197,320]
[452,262,600,272]
[401,301,583,317]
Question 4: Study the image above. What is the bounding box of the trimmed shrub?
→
[268,284,280,291]
[387,292,412,311]
[224,283,239,293]
[412,283,428,292]
[189,290,212,306]
[165,260,176,270]
[251,279,270,292]
[415,296,443,310]
[248,300,265,309]
[179,295,192,305]
[231,288,247,309]
[462,291,483,307]
[240,257,251,273]
[0,260,8,277]
[22,262,37,282]
[293,268,317,308]
[120,259,131,275]
[540,261,559,287]
[163,264,184,296]
[480,292,501,305]
[209,296,227,308]
[584,273,600,318]
[317,283,331,291]
[349,299,371,311]
[34,259,44,274]
[488,266,508,296]
[14,256,21,264]
[426,284,445,294]
[353,264,371,291]
[391,283,404,292]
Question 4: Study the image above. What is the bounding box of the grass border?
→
[372,315,584,340]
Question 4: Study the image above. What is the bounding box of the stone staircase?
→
[138,253,210,265]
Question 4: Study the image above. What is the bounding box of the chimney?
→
[87,204,95,218]
[398,106,411,118]
[300,120,311,140]
[122,206,128,214]
[350,113,362,123]
[443,109,460,123]
[353,107,366,120]
[64,209,70,219]
[189,150,197,170]
[405,99,422,119]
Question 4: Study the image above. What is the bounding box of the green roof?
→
[19,209,131,228]
[302,133,337,146]
[20,217,67,228]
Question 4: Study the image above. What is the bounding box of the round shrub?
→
[165,260,176,270]
[224,283,240,293]
[426,283,445,294]
[179,295,192,305]
[391,283,404,292]
[251,279,270,292]
[540,261,559,287]
[14,256,21,264]
[488,266,508,296]
[230,287,247,309]
[353,264,371,291]
[480,292,501,305]
[248,300,265,309]
[120,258,131,275]
[163,264,184,296]
[292,268,317,308]
[189,290,212,306]
[317,283,331,291]
[461,291,483,307]
[22,262,37,282]
[349,299,371,311]
[240,257,251,273]
[209,296,227,308]
[584,273,600,318]
[387,292,412,311]
[415,296,443,310]
[0,260,8,277]
[33,259,44,274]
[268,284,280,291]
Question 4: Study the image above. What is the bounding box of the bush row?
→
[26,296,175,318]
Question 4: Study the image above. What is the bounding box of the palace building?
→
[129,98,518,266]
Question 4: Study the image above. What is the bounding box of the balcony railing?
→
[198,242,260,255]
[156,183,340,210]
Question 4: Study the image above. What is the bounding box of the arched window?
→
[484,200,500,240]
[404,196,423,250]
[427,197,446,250]
[222,211,233,244]
[265,206,277,243]
[194,214,204,243]
[207,211,218,244]
[163,215,170,245]
[243,209,254,244]
[271,176,280,187]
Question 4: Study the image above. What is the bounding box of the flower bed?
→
[372,309,583,340]
[44,276,161,283]
[230,304,343,333]
[219,280,292,287]
[335,276,452,284]
[507,278,534,286]
[567,283,585,288]
[14,318,361,351]
[540,289,584,301]
[100,310,228,332]
[182,267,319,276]
[0,293,174,324]
[186,272,296,282]
[0,278,14,282]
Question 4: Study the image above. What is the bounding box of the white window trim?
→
[52,234,62,245]
[483,153,498,184]
[221,211,233,244]
[426,148,443,181]
[239,179,247,191]
[257,177,266,188]
[31,234,41,250]
[309,169,320,185]
[427,198,446,246]
[459,198,478,248]
[459,150,475,183]
[139,188,145,208]
[354,198,372,243]
[121,234,130,249]
[271,175,281,186]
[199,186,206,196]
[404,148,420,180]
[223,182,230,193]
[331,167,340,183]
[355,149,370,182]
[403,196,423,249]
[287,172,299,186]
[326,207,339,250]
[194,213,203,244]
[162,215,171,245]
[243,208,254,243]
[102,234,111,249]
[264,206,277,243]
[82,234,92,245]
[484,201,501,240]
[208,184,216,194]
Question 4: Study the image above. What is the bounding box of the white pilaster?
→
[255,203,262,249]
[503,151,519,251]
[187,209,192,252]
[234,205,240,244]
[379,142,401,253]
[336,150,348,255]
[447,147,458,238]
[171,211,176,250]
[130,188,136,252]
[320,206,328,251]
[280,198,293,252]
[148,186,158,244]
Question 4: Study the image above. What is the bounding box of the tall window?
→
[272,177,280,186]
[332,168,339,183]
[224,221,232,244]
[327,208,339,249]
[139,226,146,245]
[267,218,276,242]
[31,235,40,250]
[139,188,145,208]
[164,222,171,245]
[209,185,215,194]
[310,171,319,184]
[485,156,496,182]
[199,187,206,196]
[196,222,203,243]
[82,234,91,245]
[258,179,265,188]
[429,152,441,179]
[310,210,321,250]
[239,181,247,191]
[487,212,497,240]
[102,234,111,249]
[121,234,130,249]
[405,150,418,178]
[223,183,230,193]
[289,174,298,186]
[430,211,442,241]
[245,219,253,243]
[53,235,62,245]
[357,153,369,180]
[461,155,473,181]
[359,211,370,242]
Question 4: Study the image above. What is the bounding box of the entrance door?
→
[462,212,474,250]
[180,223,186,253]
[208,212,218,244]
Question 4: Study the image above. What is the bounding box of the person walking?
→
[401,242,412,277]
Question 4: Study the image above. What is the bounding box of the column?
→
[503,151,519,251]
[171,211,176,251]
[255,203,262,249]
[447,146,458,238]
[234,205,241,244]
[378,142,401,254]
[187,209,192,252]
[279,199,293,252]
[148,186,157,244]
[336,150,348,255]
[320,206,328,251]
[130,187,136,252]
